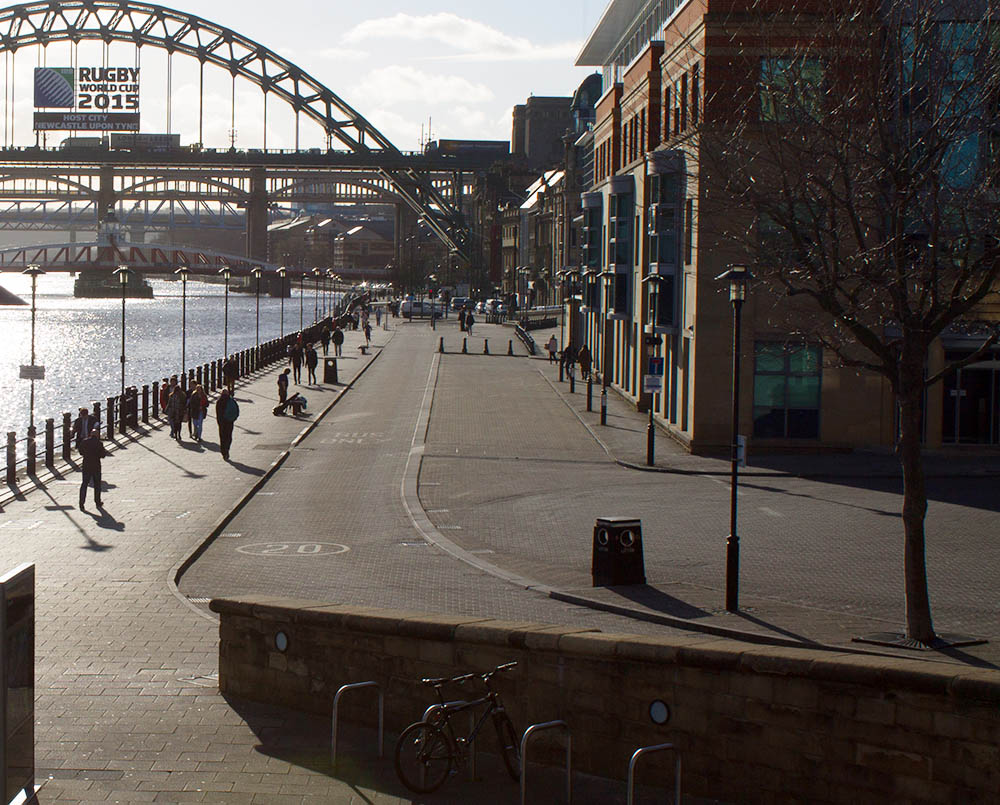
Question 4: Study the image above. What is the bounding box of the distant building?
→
[512,96,573,170]
[333,224,394,280]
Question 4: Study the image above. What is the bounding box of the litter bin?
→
[323,357,339,384]
[592,517,645,586]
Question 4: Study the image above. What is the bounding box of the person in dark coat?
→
[320,326,331,356]
[79,428,107,509]
[72,407,97,452]
[305,344,319,384]
[277,368,290,403]
[222,356,238,393]
[332,326,345,357]
[215,388,238,461]
[289,342,303,383]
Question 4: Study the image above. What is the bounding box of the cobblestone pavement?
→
[4,313,997,802]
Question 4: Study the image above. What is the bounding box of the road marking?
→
[426,509,449,513]
[176,511,191,519]
[759,506,784,518]
[439,525,463,530]
[235,542,350,557]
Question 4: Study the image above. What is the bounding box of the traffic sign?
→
[643,374,662,393]
[647,357,664,376]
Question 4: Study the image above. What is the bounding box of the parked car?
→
[450,296,469,311]
[475,300,487,313]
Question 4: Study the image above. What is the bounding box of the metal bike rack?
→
[627,742,681,804]
[331,681,383,770]
[520,720,571,805]
[423,700,477,780]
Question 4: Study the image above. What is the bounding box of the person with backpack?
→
[215,388,239,461]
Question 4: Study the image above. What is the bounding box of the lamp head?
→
[715,265,751,302]
[219,266,232,281]
[22,263,45,277]
[114,265,131,285]
[174,266,189,280]
[251,267,262,279]
[277,266,287,278]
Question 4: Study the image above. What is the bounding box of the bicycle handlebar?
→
[420,661,517,688]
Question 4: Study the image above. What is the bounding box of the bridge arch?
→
[0,1,468,255]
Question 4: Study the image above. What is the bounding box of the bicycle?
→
[394,661,520,793]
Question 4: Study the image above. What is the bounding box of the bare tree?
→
[701,0,1000,644]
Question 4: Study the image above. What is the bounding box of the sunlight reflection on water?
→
[1,271,332,435]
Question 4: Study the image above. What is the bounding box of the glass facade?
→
[753,343,822,438]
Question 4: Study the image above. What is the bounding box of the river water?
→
[0,272,336,438]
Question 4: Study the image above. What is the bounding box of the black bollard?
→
[151,382,159,417]
[462,338,468,354]
[439,337,444,354]
[189,368,195,389]
[142,385,149,424]
[559,361,564,382]
[210,362,217,391]
[6,432,14,484]
[508,340,514,356]
[646,404,655,466]
[197,365,203,387]
[45,418,54,468]
[484,339,489,354]
[600,385,608,426]
[119,394,127,435]
[569,372,575,394]
[26,426,36,475]
[93,401,102,431]
[62,413,71,462]
[587,376,593,412]
[106,397,115,439]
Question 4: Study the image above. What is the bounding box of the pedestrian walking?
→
[187,384,208,442]
[277,368,290,403]
[577,343,592,380]
[320,326,331,356]
[216,388,239,461]
[158,377,169,413]
[363,322,372,345]
[222,356,238,394]
[72,407,97,452]
[375,307,382,327]
[465,310,475,335]
[289,342,303,383]
[561,341,577,377]
[166,381,186,441]
[305,344,319,384]
[545,334,558,363]
[78,427,107,509]
[332,326,344,357]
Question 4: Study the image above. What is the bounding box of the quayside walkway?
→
[1,312,996,802]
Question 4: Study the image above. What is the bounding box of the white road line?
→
[759,506,783,518]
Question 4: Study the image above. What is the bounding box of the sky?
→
[4,1,606,152]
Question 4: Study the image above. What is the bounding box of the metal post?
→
[120,279,126,398]
[151,381,159,417]
[330,682,384,771]
[45,418,54,468]
[299,273,304,331]
[521,721,571,805]
[62,413,71,462]
[627,743,681,805]
[106,397,114,439]
[142,385,149,423]
[26,426,35,475]
[587,376,593,412]
[6,432,14,484]
[119,393,127,435]
[223,270,230,357]
[727,296,744,612]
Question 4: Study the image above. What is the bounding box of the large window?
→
[759,57,824,122]
[648,172,681,266]
[608,191,633,315]
[753,343,821,438]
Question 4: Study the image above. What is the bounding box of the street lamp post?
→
[556,269,568,381]
[299,270,305,332]
[599,270,613,426]
[251,266,263,358]
[219,266,232,357]
[278,266,287,338]
[113,265,132,399]
[175,267,189,387]
[22,264,45,454]
[716,265,751,612]
[312,267,321,323]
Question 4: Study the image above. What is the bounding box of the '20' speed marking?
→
[236,542,350,557]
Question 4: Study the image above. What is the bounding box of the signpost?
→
[643,356,664,464]
[17,367,44,382]
[0,564,35,804]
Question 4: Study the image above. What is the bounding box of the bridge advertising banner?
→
[33,66,140,132]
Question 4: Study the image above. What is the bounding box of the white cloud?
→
[354,65,493,107]
[343,13,579,62]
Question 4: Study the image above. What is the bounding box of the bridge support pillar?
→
[246,167,269,264]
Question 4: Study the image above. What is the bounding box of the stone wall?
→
[211,598,1000,803]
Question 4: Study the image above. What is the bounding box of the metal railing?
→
[520,720,571,804]
[330,681,383,771]
[627,743,681,805]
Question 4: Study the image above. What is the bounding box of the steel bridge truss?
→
[0,198,251,231]
[0,1,470,256]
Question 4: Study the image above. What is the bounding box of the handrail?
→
[627,742,681,804]
[422,700,476,780]
[520,720,570,804]
[330,681,383,771]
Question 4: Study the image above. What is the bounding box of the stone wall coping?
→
[210,598,1000,704]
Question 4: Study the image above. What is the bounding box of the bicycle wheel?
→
[493,713,521,781]
[395,721,453,793]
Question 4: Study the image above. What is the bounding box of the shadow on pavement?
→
[226,459,266,476]
[87,504,125,533]
[607,584,709,620]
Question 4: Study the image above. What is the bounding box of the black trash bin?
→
[592,517,645,586]
[323,357,339,384]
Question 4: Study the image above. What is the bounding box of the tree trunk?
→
[897,357,936,645]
